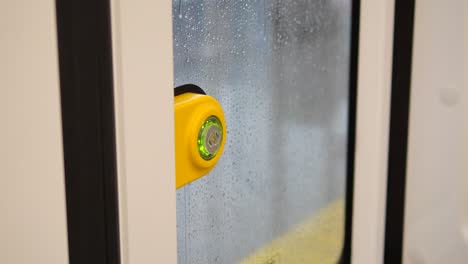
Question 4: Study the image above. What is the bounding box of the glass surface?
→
[173,1,352,263]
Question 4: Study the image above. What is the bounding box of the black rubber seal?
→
[338,0,361,264]
[174,83,206,96]
[55,0,121,263]
[339,0,360,263]
[384,0,415,263]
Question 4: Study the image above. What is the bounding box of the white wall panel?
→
[0,1,69,263]
[403,1,467,263]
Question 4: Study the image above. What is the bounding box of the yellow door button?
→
[174,85,226,188]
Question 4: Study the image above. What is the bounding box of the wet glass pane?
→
[173,1,352,263]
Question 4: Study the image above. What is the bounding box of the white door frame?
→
[111,0,178,263]
[352,0,394,263]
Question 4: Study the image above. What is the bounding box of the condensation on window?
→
[173,1,352,263]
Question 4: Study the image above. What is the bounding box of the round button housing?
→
[197,116,223,160]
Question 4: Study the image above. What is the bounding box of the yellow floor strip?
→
[240,199,344,264]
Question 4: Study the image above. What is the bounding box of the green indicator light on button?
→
[197,116,223,160]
